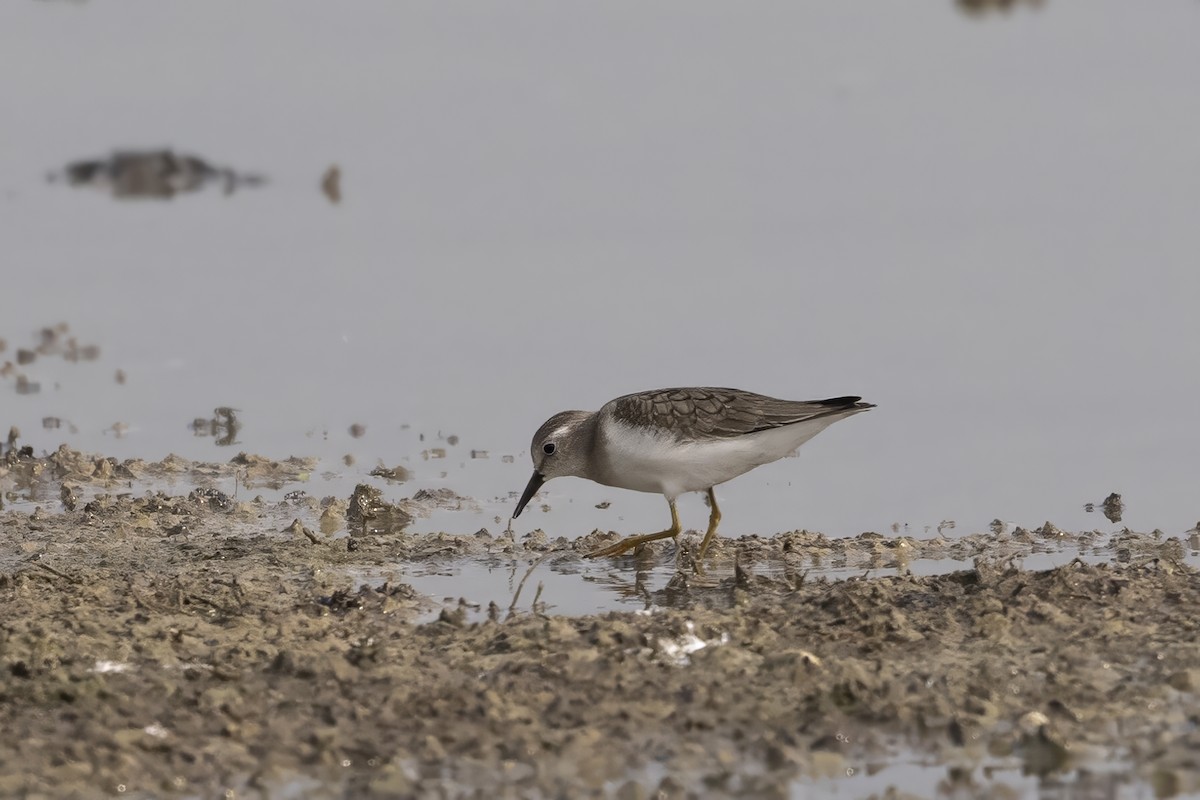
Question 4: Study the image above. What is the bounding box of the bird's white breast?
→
[594,412,843,499]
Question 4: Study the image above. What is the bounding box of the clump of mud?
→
[1085,491,1125,524]
[0,443,319,500]
[50,149,265,199]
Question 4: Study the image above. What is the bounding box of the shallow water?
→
[3,0,1199,543]
[350,537,1200,624]
[262,757,1156,800]
[793,759,1151,800]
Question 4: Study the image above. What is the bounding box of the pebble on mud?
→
[284,518,320,544]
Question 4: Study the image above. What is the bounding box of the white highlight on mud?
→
[654,621,729,667]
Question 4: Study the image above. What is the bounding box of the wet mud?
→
[2,446,1200,798]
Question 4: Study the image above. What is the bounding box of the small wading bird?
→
[512,387,874,570]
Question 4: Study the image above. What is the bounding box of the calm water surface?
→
[2,1,1198,541]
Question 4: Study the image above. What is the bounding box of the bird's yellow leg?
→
[694,488,723,570]
[585,499,681,559]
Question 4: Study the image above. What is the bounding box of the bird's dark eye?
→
[542,442,556,455]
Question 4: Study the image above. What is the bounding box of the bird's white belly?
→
[596,416,841,499]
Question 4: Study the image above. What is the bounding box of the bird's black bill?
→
[512,471,545,519]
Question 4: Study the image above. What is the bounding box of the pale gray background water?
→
[3,0,1198,539]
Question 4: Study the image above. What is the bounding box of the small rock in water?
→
[321,165,341,204]
[1084,492,1125,523]
[369,465,411,482]
[1101,492,1124,523]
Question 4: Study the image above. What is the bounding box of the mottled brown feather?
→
[605,387,873,441]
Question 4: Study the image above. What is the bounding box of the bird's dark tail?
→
[818,395,876,411]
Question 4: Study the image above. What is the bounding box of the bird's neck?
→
[574,413,602,482]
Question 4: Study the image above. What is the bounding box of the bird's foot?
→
[585,529,678,559]
[584,538,639,559]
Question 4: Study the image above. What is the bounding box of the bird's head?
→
[512,410,593,518]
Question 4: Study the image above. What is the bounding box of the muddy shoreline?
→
[2,448,1200,797]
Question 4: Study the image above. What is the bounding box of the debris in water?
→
[1085,492,1125,524]
[369,464,412,483]
[321,165,341,204]
[190,407,241,447]
[53,149,265,199]
[957,0,1046,17]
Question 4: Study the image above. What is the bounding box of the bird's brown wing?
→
[605,387,872,441]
